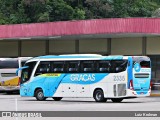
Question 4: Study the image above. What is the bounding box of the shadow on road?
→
[0,91,19,95]
[19,99,144,104]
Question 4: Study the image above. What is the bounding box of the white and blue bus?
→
[18,54,151,102]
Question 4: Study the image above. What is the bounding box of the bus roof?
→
[27,54,126,62]
[0,57,32,61]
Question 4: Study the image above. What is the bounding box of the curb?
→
[150,93,160,97]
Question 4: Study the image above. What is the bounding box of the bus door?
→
[20,61,37,96]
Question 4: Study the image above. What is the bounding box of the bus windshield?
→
[21,61,37,84]
[133,56,150,68]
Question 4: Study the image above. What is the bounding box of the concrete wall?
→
[79,39,108,54]
[111,38,142,55]
[49,40,75,54]
[21,40,46,56]
[0,36,160,57]
[147,37,160,55]
[0,41,18,57]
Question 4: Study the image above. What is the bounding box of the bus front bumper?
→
[0,86,20,92]
[127,89,151,97]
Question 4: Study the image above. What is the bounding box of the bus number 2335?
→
[113,75,125,81]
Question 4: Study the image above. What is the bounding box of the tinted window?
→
[97,60,111,73]
[110,60,128,73]
[52,61,64,73]
[35,61,51,76]
[96,60,127,73]
[133,57,151,68]
[21,61,26,67]
[21,60,29,67]
[29,60,127,76]
[66,61,79,73]
[140,61,150,68]
[80,61,95,73]
[0,60,18,68]
[21,61,37,84]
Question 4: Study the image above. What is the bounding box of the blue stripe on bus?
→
[61,73,108,84]
[102,56,123,60]
[31,55,123,60]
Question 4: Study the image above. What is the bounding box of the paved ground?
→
[150,90,160,96]
[0,92,160,111]
[0,92,160,120]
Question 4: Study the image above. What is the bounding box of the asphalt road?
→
[0,92,160,120]
[0,92,160,111]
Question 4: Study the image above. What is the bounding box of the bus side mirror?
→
[16,66,29,76]
[16,69,19,76]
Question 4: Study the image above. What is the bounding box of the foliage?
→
[0,0,159,24]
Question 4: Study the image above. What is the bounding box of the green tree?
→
[22,0,49,23]
[0,0,160,25]
[47,0,75,21]
[0,0,31,24]
[110,0,159,18]
[0,13,7,24]
[84,0,112,19]
[73,8,85,20]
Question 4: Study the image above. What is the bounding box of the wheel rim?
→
[38,91,43,99]
[96,92,102,101]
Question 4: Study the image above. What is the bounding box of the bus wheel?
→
[35,89,46,101]
[52,97,63,101]
[111,98,123,103]
[93,89,107,102]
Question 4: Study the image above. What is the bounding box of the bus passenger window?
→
[54,68,63,72]
[99,68,108,72]
[84,68,92,72]
[68,68,77,72]
[66,61,79,73]
[52,62,64,73]
[98,61,110,73]
[111,60,127,73]
[35,61,51,76]
[81,61,95,73]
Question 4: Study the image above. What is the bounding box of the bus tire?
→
[111,98,123,103]
[93,89,107,102]
[52,97,63,101]
[35,89,46,101]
